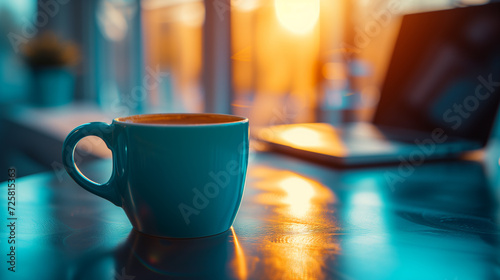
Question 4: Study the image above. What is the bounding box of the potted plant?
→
[22,32,80,107]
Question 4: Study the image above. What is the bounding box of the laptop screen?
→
[373,3,500,145]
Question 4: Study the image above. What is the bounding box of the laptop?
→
[258,3,500,166]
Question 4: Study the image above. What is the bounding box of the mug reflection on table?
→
[115,228,247,279]
[71,228,248,280]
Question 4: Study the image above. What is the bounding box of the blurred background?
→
[0,0,497,180]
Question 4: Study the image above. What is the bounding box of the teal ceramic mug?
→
[62,113,249,238]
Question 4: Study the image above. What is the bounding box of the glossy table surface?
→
[1,150,500,280]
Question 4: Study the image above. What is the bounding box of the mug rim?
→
[113,113,248,127]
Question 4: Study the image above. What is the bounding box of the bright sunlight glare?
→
[274,0,320,35]
[278,126,325,148]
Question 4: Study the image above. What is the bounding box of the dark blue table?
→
[1,150,499,280]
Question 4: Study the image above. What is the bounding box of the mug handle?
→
[62,122,121,207]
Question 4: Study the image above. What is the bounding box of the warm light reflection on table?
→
[278,176,316,217]
[249,167,339,279]
[231,227,248,280]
